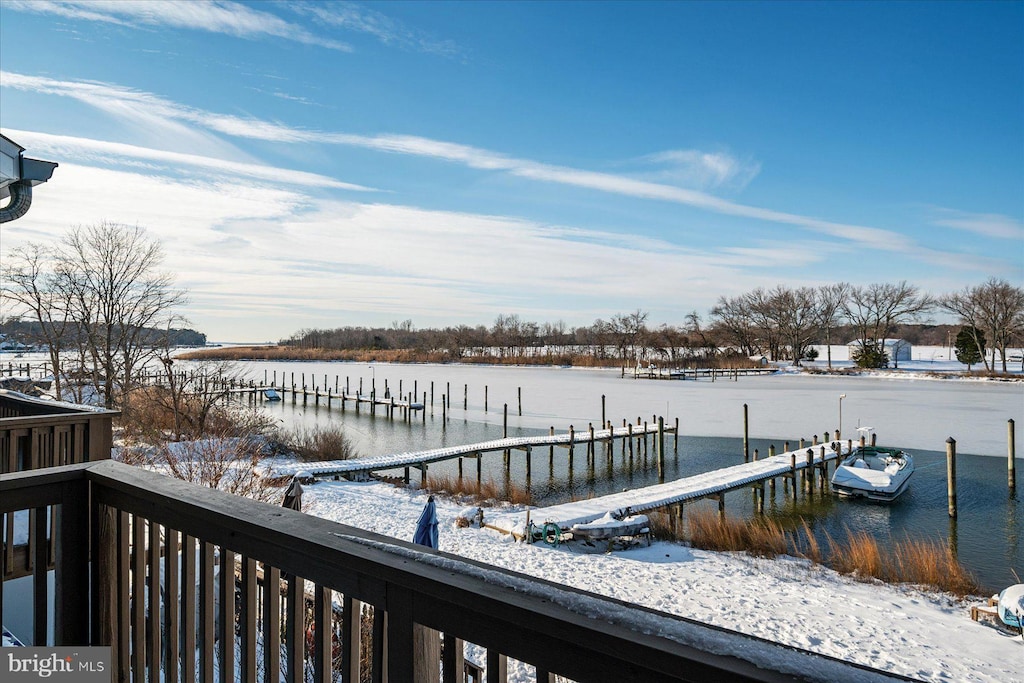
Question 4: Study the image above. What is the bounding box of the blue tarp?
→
[413,496,438,549]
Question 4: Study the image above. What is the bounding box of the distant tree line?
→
[282,279,1024,372]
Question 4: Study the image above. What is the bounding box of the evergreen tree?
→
[852,340,889,368]
[954,326,985,370]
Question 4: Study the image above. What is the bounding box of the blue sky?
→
[1,1,1021,342]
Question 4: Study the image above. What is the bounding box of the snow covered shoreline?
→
[295,475,1022,683]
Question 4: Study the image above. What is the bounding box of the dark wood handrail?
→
[2,462,917,683]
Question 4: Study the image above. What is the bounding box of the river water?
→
[218,360,1024,593]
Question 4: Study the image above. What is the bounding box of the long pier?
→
[489,440,854,537]
[280,421,675,484]
[633,366,777,381]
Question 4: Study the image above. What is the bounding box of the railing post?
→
[386,585,416,682]
[56,478,89,644]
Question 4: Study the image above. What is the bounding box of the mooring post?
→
[549,426,555,469]
[423,392,427,423]
[430,381,434,408]
[568,425,575,472]
[463,384,467,410]
[442,394,447,426]
[503,404,509,469]
[657,416,665,480]
[485,385,488,412]
[806,449,814,494]
[820,445,829,490]
[743,403,749,463]
[601,395,606,430]
[518,386,522,416]
[790,452,797,499]
[1009,419,1016,492]
[588,423,595,464]
[784,440,790,453]
[947,437,957,518]
[675,417,680,454]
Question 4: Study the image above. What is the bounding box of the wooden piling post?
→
[1009,419,1016,491]
[464,384,468,410]
[871,432,877,446]
[503,404,509,469]
[518,387,522,416]
[549,427,555,468]
[485,385,488,412]
[674,417,680,454]
[806,449,814,495]
[442,394,447,425]
[601,395,606,430]
[568,425,575,472]
[947,437,957,518]
[657,416,665,480]
[743,403,750,462]
[790,452,797,499]
[588,423,595,464]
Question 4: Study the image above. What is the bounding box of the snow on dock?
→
[488,443,852,536]
[279,423,670,479]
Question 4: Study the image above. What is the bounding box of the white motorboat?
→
[831,445,914,501]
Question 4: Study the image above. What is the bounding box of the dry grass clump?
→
[666,509,977,597]
[823,528,978,596]
[426,473,533,506]
[279,424,359,462]
[685,509,788,558]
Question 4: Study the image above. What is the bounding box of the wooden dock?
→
[280,421,675,484]
[488,440,853,536]
[633,366,777,381]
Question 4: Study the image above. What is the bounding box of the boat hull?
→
[831,446,914,502]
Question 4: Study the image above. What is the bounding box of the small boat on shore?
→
[831,445,914,502]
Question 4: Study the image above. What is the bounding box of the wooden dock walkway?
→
[280,422,673,481]
[488,441,853,536]
[633,366,777,381]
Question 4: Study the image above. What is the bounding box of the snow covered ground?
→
[297,477,1023,683]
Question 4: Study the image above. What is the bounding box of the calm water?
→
[233,360,1022,593]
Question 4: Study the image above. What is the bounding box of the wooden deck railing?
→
[0,389,118,474]
[0,461,917,683]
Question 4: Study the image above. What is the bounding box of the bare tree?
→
[609,309,649,375]
[844,282,933,369]
[1,243,73,399]
[745,288,783,361]
[772,286,819,365]
[941,278,1024,372]
[815,283,850,371]
[709,294,759,356]
[56,222,187,407]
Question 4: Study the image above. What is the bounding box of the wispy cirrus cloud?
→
[2,129,377,192]
[4,0,351,51]
[286,1,463,57]
[931,208,1024,240]
[2,71,999,270]
[633,149,762,191]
